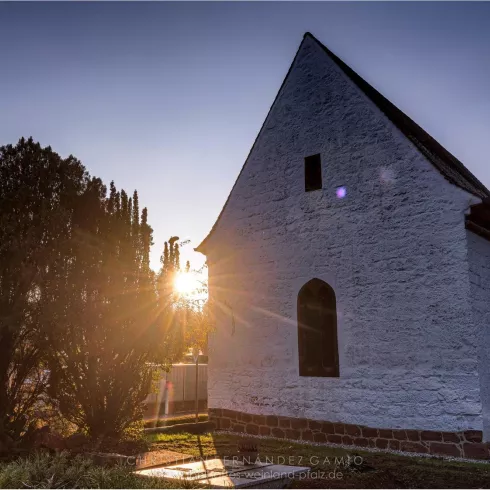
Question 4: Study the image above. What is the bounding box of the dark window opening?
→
[298,278,339,377]
[305,154,322,192]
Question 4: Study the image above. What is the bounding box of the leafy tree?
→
[0,137,190,442]
[177,262,213,422]
[157,239,212,355]
[155,239,213,421]
[43,181,184,438]
[0,138,89,446]
[0,137,211,442]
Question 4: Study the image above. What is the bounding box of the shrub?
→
[0,451,196,489]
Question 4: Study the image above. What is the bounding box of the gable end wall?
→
[205,36,483,433]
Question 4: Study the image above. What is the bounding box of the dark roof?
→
[196,32,489,254]
[305,32,489,200]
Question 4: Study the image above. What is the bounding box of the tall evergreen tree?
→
[0,138,89,446]
[44,181,181,437]
[0,137,190,442]
[158,237,181,305]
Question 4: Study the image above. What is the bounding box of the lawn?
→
[147,432,490,489]
[2,431,488,488]
[0,451,200,489]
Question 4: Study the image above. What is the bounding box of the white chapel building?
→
[196,33,490,459]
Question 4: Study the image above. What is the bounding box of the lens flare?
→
[174,272,200,295]
[336,186,347,199]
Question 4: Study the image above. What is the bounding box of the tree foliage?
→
[43,181,186,438]
[0,137,88,444]
[158,237,181,307]
[160,242,212,359]
[0,137,188,441]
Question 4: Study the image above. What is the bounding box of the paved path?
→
[135,450,194,470]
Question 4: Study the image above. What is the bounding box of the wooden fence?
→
[144,363,208,417]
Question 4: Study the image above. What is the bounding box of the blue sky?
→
[1,2,489,270]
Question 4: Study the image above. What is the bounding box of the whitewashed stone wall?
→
[467,231,490,439]
[204,36,484,433]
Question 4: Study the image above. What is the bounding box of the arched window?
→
[298,278,339,377]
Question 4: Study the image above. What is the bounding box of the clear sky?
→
[1,2,489,271]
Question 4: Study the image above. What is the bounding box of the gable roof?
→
[196,32,490,254]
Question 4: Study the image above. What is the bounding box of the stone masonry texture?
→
[201,35,490,445]
[209,409,490,461]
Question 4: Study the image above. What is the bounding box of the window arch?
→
[297,278,339,377]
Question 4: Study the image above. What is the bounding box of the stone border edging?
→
[215,430,490,466]
[144,420,213,435]
[209,408,490,461]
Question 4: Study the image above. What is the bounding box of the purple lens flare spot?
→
[336,186,347,199]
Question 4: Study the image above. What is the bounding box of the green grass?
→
[144,414,208,429]
[3,433,488,488]
[0,451,199,489]
[147,432,490,489]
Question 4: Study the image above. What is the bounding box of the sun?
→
[174,271,200,296]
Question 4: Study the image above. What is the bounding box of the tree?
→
[180,265,213,422]
[157,240,212,356]
[43,181,185,438]
[157,242,213,422]
[0,137,210,443]
[0,137,191,442]
[158,237,181,307]
[0,137,89,446]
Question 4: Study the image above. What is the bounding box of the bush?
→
[0,451,194,489]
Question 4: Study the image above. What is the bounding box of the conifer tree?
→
[0,137,202,442]
[0,138,89,445]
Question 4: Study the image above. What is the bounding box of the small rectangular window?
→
[305,154,322,192]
